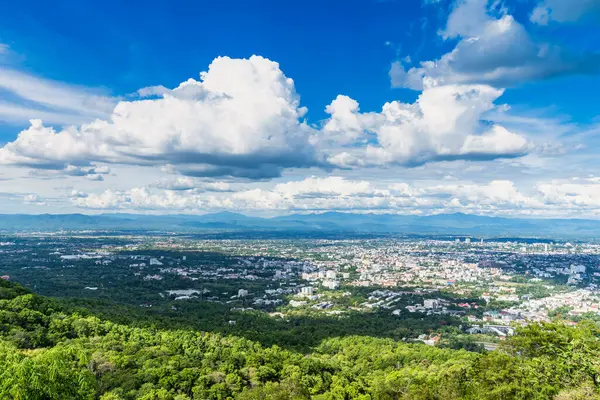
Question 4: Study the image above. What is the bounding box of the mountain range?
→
[1,211,599,239]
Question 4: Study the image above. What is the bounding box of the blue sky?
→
[0,0,433,126]
[0,0,600,217]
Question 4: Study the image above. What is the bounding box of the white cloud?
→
[23,193,46,206]
[536,178,600,208]
[62,173,600,218]
[69,176,551,216]
[23,163,111,180]
[1,54,531,181]
[152,177,198,191]
[323,83,528,167]
[23,194,39,203]
[0,56,319,179]
[531,0,600,25]
[273,176,380,198]
[426,180,541,207]
[71,187,204,210]
[152,177,233,192]
[0,68,116,125]
[0,102,105,126]
[391,0,600,90]
[71,176,392,212]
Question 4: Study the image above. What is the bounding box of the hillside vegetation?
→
[1,279,600,399]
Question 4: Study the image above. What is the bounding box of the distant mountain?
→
[1,211,600,238]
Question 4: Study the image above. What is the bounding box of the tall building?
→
[301,286,314,296]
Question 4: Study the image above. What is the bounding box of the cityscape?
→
[4,232,600,345]
[2,0,600,397]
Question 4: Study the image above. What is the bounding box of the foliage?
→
[1,279,600,399]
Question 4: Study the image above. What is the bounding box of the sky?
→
[0,0,600,218]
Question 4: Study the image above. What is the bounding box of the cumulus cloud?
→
[531,0,600,25]
[71,187,205,210]
[273,176,384,199]
[68,175,600,218]
[426,180,541,207]
[23,194,39,203]
[0,53,537,183]
[70,176,553,216]
[536,178,600,208]
[23,194,46,206]
[0,56,319,179]
[323,84,528,167]
[152,177,232,192]
[391,0,600,90]
[25,163,111,180]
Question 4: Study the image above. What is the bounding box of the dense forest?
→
[1,278,600,399]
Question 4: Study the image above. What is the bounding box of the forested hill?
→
[1,278,600,399]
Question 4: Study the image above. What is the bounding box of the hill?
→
[0,278,599,399]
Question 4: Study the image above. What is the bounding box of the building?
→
[238,289,249,297]
[149,258,163,266]
[322,280,340,290]
[570,264,586,274]
[301,286,314,296]
[423,299,440,309]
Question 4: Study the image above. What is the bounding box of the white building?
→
[570,264,586,274]
[149,258,163,266]
[301,286,314,296]
[290,300,307,307]
[423,299,440,309]
[238,289,249,297]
